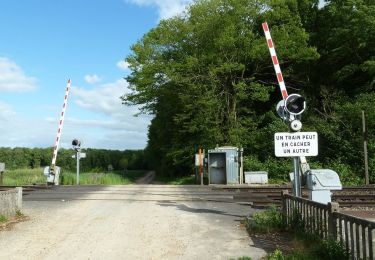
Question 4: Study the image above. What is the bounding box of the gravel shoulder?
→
[0,185,266,260]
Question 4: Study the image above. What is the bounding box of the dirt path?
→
[135,171,155,184]
[0,185,266,259]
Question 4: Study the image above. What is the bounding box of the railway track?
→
[211,185,375,208]
[1,184,374,208]
[0,184,53,195]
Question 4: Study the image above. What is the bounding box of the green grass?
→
[245,205,286,233]
[0,215,8,223]
[2,168,147,185]
[245,206,349,260]
[3,168,46,185]
[60,170,146,185]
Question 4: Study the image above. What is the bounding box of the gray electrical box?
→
[44,166,61,185]
[306,169,342,204]
[245,171,268,184]
[208,147,239,185]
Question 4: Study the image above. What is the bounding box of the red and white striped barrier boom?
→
[51,79,71,168]
[262,22,289,100]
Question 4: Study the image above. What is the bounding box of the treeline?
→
[122,0,375,184]
[0,147,147,172]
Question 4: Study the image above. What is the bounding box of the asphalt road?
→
[0,185,267,260]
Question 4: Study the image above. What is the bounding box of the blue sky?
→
[0,0,193,150]
[0,0,324,151]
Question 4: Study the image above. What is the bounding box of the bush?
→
[246,206,285,233]
[327,160,362,185]
[243,155,264,171]
[313,239,349,260]
[244,156,292,182]
[267,249,284,260]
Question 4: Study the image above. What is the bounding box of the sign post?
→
[275,131,318,197]
[72,139,85,185]
[263,22,341,202]
[274,132,318,157]
[263,22,317,197]
[293,157,301,197]
[76,151,80,185]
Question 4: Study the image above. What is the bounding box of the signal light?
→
[72,139,81,147]
[285,94,306,116]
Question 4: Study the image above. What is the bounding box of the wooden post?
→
[194,166,199,184]
[362,110,369,185]
[282,190,289,225]
[199,148,203,186]
[202,149,205,185]
[328,202,340,240]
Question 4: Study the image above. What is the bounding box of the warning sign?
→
[274,132,318,157]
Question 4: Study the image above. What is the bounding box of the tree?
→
[123,0,319,176]
[302,0,375,182]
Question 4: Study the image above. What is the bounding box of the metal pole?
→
[76,151,80,185]
[293,157,301,197]
[362,110,369,185]
[239,148,244,184]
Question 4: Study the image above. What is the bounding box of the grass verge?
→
[244,206,349,260]
[0,210,29,232]
[60,170,147,185]
[2,168,147,185]
[0,215,8,223]
[3,168,46,185]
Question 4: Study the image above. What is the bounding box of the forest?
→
[0,147,146,172]
[122,0,375,184]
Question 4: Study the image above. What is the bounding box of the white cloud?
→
[126,0,192,19]
[72,79,129,116]
[68,79,151,149]
[0,57,37,92]
[84,74,101,84]
[117,60,130,71]
[0,78,150,149]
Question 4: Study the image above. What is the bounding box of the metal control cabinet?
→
[306,169,342,204]
[44,166,61,185]
[208,147,239,185]
[245,171,268,184]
